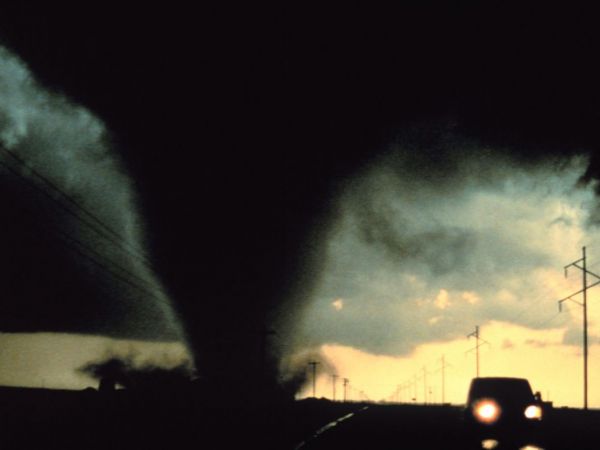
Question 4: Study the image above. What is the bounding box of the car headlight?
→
[472,399,501,424]
[524,404,543,420]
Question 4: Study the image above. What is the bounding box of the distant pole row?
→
[311,248,600,407]
[388,325,492,405]
[307,362,363,402]
[387,246,600,409]
[390,355,453,405]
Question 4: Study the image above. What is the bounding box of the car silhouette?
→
[464,377,544,445]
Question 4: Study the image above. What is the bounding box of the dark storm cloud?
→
[340,131,567,279]
[4,4,600,399]
[354,204,478,276]
[297,129,597,356]
[0,46,184,342]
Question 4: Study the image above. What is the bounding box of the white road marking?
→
[294,406,370,449]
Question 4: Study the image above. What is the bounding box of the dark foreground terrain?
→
[1,386,600,449]
[0,386,357,450]
[298,402,600,450]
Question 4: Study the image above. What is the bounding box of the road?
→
[2,387,600,449]
[297,403,600,450]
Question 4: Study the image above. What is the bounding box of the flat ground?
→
[1,387,598,449]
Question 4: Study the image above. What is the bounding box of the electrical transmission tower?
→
[308,361,319,398]
[422,366,431,404]
[343,378,350,402]
[436,355,452,404]
[558,246,600,410]
[467,326,490,377]
[401,381,410,403]
[332,374,338,401]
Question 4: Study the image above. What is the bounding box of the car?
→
[464,377,544,445]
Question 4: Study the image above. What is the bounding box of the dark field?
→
[2,386,600,449]
[299,402,600,450]
[0,386,356,449]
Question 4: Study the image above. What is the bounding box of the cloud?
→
[0,45,184,342]
[296,130,600,357]
[462,291,480,305]
[332,298,344,311]
[525,339,553,349]
[502,339,515,349]
[434,289,451,310]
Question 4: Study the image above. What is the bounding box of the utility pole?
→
[413,373,419,402]
[441,356,446,404]
[343,378,349,402]
[467,326,489,377]
[332,374,338,401]
[308,361,319,398]
[438,355,452,404]
[468,326,480,377]
[422,366,430,404]
[558,246,600,410]
[257,327,276,381]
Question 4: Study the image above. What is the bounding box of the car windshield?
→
[468,378,534,405]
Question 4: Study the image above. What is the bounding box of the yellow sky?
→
[292,154,600,410]
[0,333,192,390]
[295,247,600,408]
[292,157,600,409]
[296,319,600,408]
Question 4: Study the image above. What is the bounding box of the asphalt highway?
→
[297,403,600,450]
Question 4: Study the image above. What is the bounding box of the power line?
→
[436,355,452,404]
[0,170,167,306]
[504,269,583,326]
[6,220,170,337]
[477,269,577,336]
[527,310,565,329]
[467,325,490,377]
[331,374,338,401]
[557,246,600,410]
[1,146,148,259]
[0,147,153,270]
[343,378,349,402]
[413,373,419,402]
[14,207,163,304]
[422,365,431,405]
[0,154,167,293]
